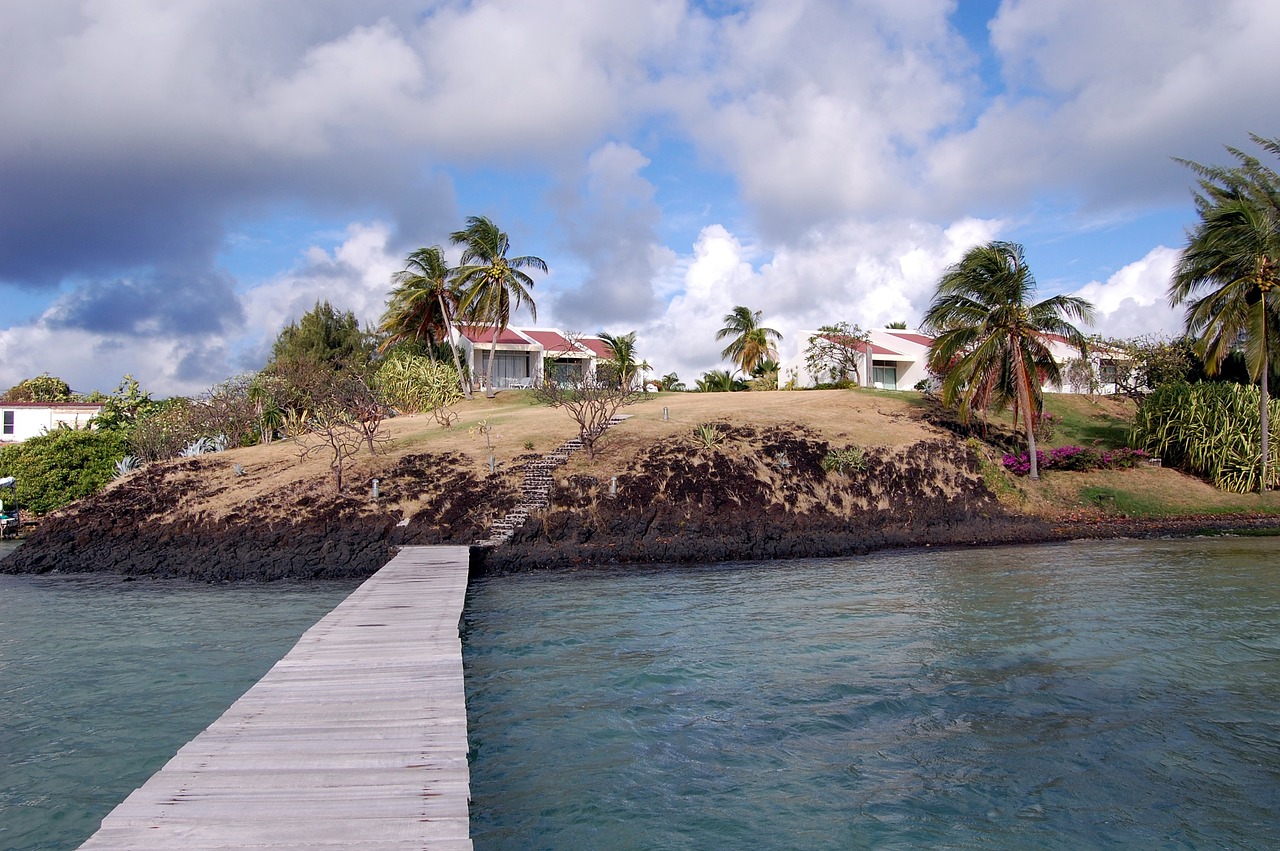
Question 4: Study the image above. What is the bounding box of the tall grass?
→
[1131,382,1280,493]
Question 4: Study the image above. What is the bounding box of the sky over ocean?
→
[2,0,1278,395]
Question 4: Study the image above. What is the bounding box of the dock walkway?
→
[80,545,474,850]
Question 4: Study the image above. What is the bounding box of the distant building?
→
[796,327,1118,393]
[0,402,105,444]
[452,326,613,391]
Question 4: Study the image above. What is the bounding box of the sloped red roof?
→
[884,331,933,347]
[865,342,903,356]
[457,325,531,345]
[577,337,612,358]
[521,329,582,355]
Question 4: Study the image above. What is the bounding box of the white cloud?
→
[634,216,1004,381]
[1070,245,1184,339]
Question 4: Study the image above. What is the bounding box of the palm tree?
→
[598,331,651,391]
[923,241,1094,480]
[1170,135,1280,492]
[451,216,548,397]
[716,306,782,376]
[381,246,472,400]
[656,371,686,392]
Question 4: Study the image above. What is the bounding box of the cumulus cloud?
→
[1070,245,1185,339]
[634,216,1003,381]
[550,142,669,328]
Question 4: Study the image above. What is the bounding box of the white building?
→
[796,327,1116,393]
[453,326,611,390]
[0,403,104,444]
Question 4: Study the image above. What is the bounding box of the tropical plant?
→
[1132,381,1280,493]
[1169,134,1280,491]
[695,369,747,392]
[923,241,1095,480]
[381,246,472,399]
[655,372,686,392]
[692,422,725,450]
[451,216,547,397]
[716,306,782,376]
[598,330,645,390]
[822,446,866,475]
[113,455,140,479]
[750,358,780,390]
[375,354,463,416]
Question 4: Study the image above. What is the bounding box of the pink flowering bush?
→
[1002,446,1149,476]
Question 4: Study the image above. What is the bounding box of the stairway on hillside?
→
[476,415,631,547]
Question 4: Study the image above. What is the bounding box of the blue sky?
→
[1,0,1278,395]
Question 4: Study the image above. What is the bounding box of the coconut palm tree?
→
[1170,134,1280,491]
[716,306,782,376]
[923,241,1094,480]
[451,216,547,397]
[381,246,472,399]
[598,331,643,389]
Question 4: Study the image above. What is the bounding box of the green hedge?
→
[0,428,128,515]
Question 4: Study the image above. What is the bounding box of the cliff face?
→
[0,420,1047,580]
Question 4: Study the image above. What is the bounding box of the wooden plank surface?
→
[80,546,474,850]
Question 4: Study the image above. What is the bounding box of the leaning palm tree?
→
[923,241,1094,480]
[1170,134,1280,492]
[381,246,471,399]
[717,306,782,376]
[451,216,548,397]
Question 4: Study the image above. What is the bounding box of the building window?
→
[1099,358,1119,384]
[871,362,898,390]
[2,411,13,435]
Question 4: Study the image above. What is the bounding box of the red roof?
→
[457,325,531,345]
[522,329,582,355]
[885,331,933,346]
[577,337,612,358]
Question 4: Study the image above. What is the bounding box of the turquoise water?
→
[0,544,357,851]
[464,538,1280,849]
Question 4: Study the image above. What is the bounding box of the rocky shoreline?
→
[4,422,1280,581]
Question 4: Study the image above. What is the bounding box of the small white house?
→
[453,326,612,390]
[0,403,104,444]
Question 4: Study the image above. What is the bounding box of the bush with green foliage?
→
[1131,381,1280,493]
[821,446,867,475]
[0,428,128,514]
[375,355,463,415]
[2,373,73,403]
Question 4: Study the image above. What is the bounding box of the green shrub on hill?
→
[0,428,128,515]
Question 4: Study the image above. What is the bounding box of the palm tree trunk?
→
[487,325,499,399]
[1261,292,1270,492]
[439,293,472,400]
[1017,353,1040,480]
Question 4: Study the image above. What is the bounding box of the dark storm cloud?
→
[47,268,244,337]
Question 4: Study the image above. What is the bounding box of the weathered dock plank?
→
[79,545,474,850]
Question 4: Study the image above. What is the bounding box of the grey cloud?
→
[47,268,245,337]
[551,143,664,328]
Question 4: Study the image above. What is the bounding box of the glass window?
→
[871,363,898,390]
[2,411,13,435]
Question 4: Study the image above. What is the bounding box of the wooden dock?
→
[80,546,474,850]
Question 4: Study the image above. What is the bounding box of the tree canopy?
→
[1169,133,1280,490]
[923,241,1094,480]
[716,306,782,376]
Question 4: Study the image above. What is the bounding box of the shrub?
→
[822,446,866,475]
[1002,445,1149,477]
[0,428,129,514]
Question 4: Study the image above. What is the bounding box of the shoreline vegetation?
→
[3,389,1280,581]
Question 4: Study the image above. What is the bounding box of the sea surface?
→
[4,537,1280,850]
[0,542,358,851]
[463,537,1280,850]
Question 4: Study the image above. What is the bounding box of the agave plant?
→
[113,455,140,479]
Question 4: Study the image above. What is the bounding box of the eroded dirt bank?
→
[4,421,1278,581]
